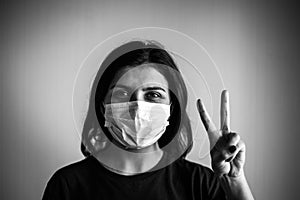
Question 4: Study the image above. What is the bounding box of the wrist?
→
[225,170,246,184]
[219,171,254,200]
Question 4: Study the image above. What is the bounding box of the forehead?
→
[114,64,169,89]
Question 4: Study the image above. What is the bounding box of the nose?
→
[128,90,144,119]
[129,89,144,102]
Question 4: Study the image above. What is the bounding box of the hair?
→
[81,40,193,158]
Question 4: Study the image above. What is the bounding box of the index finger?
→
[197,99,221,147]
[220,90,230,133]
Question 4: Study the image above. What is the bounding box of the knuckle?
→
[230,132,238,138]
[229,132,240,142]
[239,139,246,149]
[212,150,227,161]
[220,152,229,160]
[212,144,230,160]
[216,135,227,147]
[239,138,245,145]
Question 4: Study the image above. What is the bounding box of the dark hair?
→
[81,40,193,158]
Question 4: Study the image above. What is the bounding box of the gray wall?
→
[1,0,299,199]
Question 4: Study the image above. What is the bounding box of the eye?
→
[145,91,163,101]
[112,89,129,99]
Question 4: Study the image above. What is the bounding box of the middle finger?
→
[220,90,230,133]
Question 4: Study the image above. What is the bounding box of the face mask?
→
[104,101,170,149]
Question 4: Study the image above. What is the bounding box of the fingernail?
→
[197,99,203,111]
[197,99,201,105]
[222,90,229,98]
[228,145,236,153]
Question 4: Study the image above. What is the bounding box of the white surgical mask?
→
[104,101,170,149]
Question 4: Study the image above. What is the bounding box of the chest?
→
[69,172,193,200]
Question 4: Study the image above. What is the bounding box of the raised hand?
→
[197,90,246,178]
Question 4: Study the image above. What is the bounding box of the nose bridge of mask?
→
[132,101,171,121]
[107,100,169,116]
[104,101,170,129]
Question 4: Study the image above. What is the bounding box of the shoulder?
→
[45,156,96,189]
[172,157,215,176]
[53,156,93,177]
[43,156,96,199]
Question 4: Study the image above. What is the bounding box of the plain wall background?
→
[1,0,299,199]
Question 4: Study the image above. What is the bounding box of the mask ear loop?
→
[100,101,106,116]
[165,101,172,122]
[169,90,174,113]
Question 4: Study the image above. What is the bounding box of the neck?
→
[95,141,164,175]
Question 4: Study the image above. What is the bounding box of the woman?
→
[42,40,254,199]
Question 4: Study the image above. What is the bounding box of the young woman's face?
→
[104,64,171,105]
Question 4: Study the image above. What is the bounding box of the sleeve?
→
[42,171,71,200]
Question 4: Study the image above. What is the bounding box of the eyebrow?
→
[109,84,130,90]
[142,86,166,92]
[111,84,166,92]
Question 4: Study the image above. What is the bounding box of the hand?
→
[197,90,246,178]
